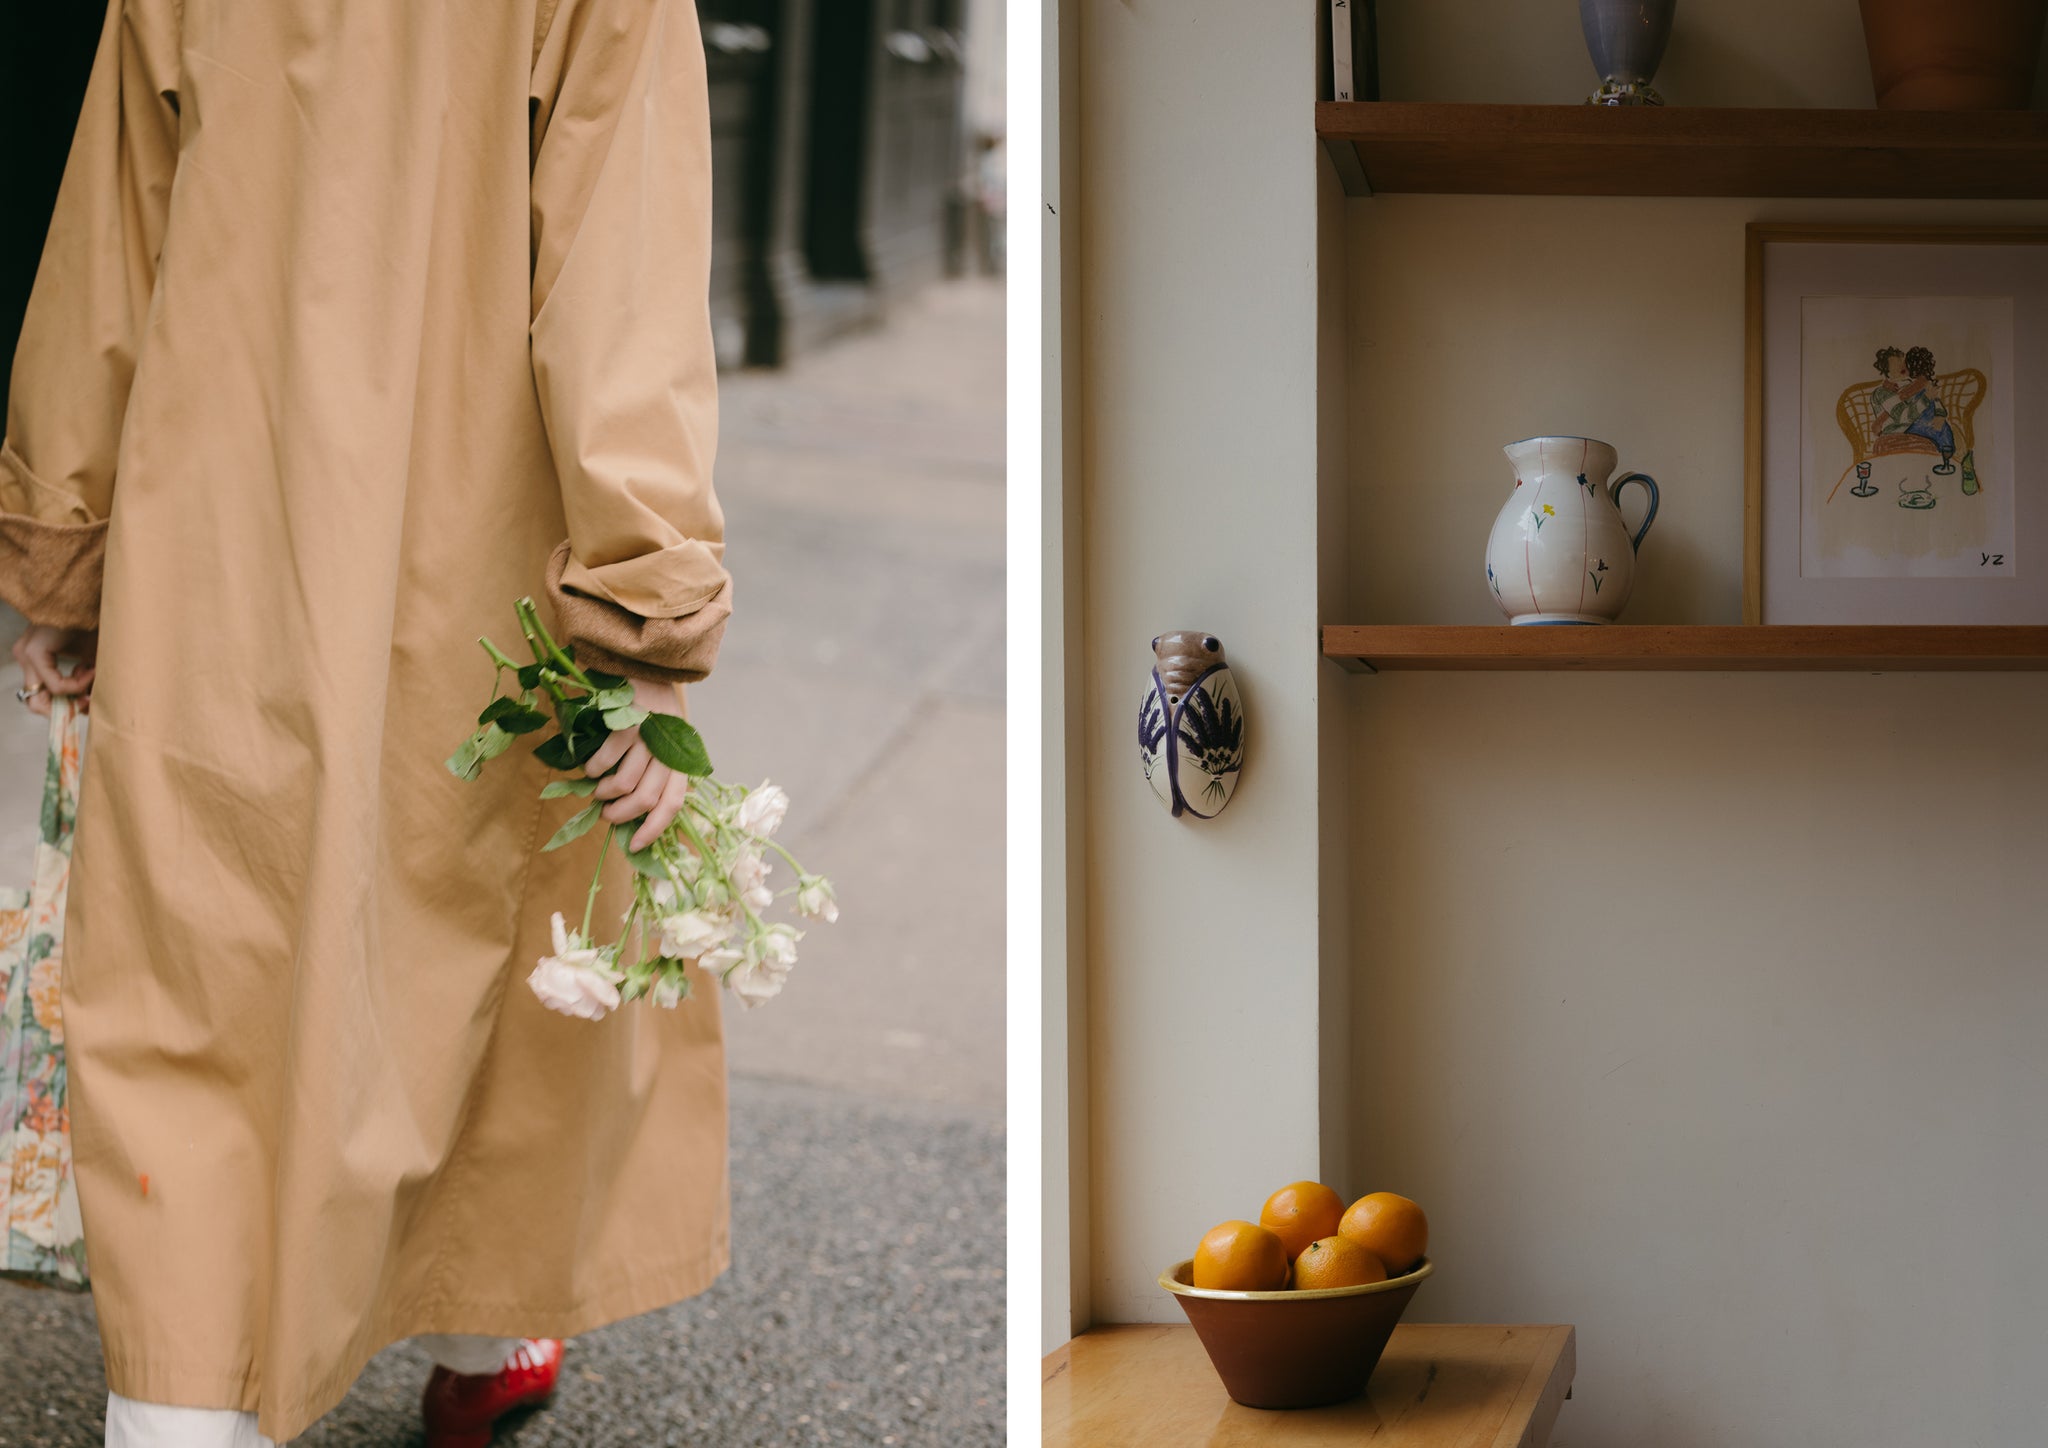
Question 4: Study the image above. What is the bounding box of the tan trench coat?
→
[0,0,735,1437]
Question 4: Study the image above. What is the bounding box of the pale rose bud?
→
[700,945,744,979]
[761,924,801,967]
[528,959,621,1024]
[672,849,703,883]
[797,876,839,923]
[649,971,688,1009]
[735,783,791,838]
[730,849,770,896]
[527,912,622,1020]
[657,909,732,960]
[726,925,801,1010]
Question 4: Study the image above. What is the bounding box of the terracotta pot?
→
[1158,1257,1432,1409]
[1859,0,2047,109]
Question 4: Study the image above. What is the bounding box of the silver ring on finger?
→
[15,684,44,703]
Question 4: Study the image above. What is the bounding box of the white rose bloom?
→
[730,849,769,894]
[730,849,774,912]
[796,876,839,924]
[735,783,791,838]
[527,912,623,1021]
[725,926,801,1010]
[657,909,733,960]
[649,878,681,910]
[699,945,744,980]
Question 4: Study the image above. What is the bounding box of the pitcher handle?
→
[1610,471,1659,552]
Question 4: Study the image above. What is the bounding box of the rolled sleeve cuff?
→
[0,442,108,631]
[545,539,731,684]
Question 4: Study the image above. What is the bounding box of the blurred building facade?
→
[1,2,998,398]
[700,0,1003,370]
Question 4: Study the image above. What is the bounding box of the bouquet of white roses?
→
[448,597,836,1021]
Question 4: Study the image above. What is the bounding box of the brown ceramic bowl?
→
[1158,1256,1433,1409]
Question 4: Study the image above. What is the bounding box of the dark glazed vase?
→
[1859,0,2047,108]
[1579,0,1675,105]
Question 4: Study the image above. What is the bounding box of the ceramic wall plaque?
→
[1139,632,1243,820]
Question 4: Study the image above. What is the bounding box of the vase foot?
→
[1510,613,1610,626]
[1587,79,1664,105]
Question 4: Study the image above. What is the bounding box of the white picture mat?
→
[1761,240,2048,623]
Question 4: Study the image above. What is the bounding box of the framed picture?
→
[1744,224,2048,624]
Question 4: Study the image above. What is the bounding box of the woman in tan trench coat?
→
[2,0,735,1441]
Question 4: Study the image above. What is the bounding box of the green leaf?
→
[566,718,610,765]
[533,732,575,770]
[541,800,603,851]
[478,696,522,726]
[445,722,515,781]
[516,662,546,689]
[595,685,637,710]
[638,712,713,776]
[586,671,628,690]
[612,822,670,877]
[540,778,600,799]
[602,705,649,730]
[497,708,550,735]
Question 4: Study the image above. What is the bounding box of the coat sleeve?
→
[0,0,180,632]
[529,0,731,684]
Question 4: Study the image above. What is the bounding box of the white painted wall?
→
[1338,7,2048,1444]
[1077,0,1328,1325]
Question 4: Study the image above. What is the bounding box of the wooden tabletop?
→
[1043,1323,1575,1447]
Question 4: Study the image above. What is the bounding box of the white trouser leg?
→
[412,1334,526,1376]
[104,1394,275,1448]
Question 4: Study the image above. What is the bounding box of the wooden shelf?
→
[1322,624,2048,672]
[1045,1323,1576,1447]
[1316,102,2048,199]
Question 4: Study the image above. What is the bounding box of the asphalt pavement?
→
[0,278,1005,1444]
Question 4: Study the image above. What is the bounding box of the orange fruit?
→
[1258,1180,1345,1261]
[1290,1235,1387,1290]
[1192,1220,1289,1291]
[1338,1192,1428,1275]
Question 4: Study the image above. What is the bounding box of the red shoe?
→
[422,1338,564,1448]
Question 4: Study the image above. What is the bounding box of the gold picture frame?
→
[1743,223,2048,625]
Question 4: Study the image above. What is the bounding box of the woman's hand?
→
[582,676,691,851]
[11,624,97,718]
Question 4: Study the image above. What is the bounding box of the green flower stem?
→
[672,806,717,872]
[757,836,810,877]
[514,596,595,692]
[581,821,614,940]
[478,636,523,672]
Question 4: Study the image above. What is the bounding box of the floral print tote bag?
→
[0,697,88,1288]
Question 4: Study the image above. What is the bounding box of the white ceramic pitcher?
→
[1483,436,1658,625]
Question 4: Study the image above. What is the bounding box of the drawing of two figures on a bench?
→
[1836,345,1984,511]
